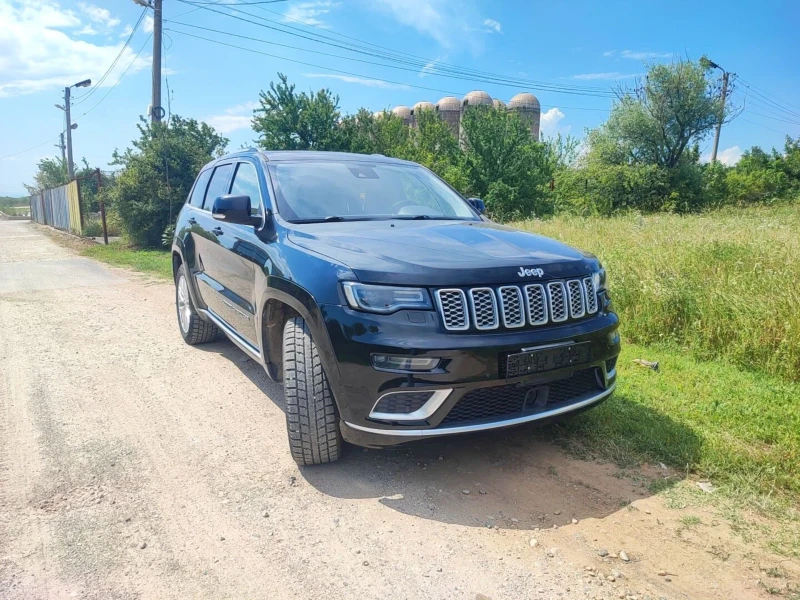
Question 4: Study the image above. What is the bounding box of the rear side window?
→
[188,169,212,207]
[230,162,263,217]
[202,163,234,211]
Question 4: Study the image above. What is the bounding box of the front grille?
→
[440,368,603,426]
[435,278,599,332]
[372,392,433,415]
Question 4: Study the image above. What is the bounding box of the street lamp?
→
[62,78,92,179]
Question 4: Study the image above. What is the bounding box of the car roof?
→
[210,149,418,167]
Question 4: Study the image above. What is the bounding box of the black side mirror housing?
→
[212,194,259,225]
[468,197,486,214]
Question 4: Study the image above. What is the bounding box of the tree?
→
[460,106,552,219]
[586,60,725,169]
[25,156,112,214]
[107,116,228,247]
[252,73,342,150]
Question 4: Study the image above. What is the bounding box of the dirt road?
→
[0,221,785,599]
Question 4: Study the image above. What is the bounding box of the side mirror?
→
[212,194,258,225]
[468,197,485,214]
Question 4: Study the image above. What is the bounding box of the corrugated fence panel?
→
[29,182,81,233]
[66,181,82,235]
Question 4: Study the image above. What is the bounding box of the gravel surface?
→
[0,221,784,600]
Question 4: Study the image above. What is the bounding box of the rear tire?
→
[175,264,219,345]
[282,317,342,465]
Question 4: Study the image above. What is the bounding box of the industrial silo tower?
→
[460,91,494,145]
[492,98,506,110]
[435,96,461,136]
[411,101,435,129]
[391,105,413,126]
[508,92,541,141]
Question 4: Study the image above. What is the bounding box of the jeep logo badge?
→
[517,267,544,277]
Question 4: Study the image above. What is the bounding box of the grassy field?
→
[81,207,800,520]
[82,242,172,279]
[516,205,800,383]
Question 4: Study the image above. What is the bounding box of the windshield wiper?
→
[291,216,350,224]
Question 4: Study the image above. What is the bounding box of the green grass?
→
[548,343,800,500]
[82,242,172,279]
[515,204,800,382]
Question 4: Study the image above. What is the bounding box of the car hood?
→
[287,220,599,286]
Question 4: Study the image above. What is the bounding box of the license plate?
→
[505,343,591,378]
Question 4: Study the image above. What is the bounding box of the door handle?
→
[212,227,224,236]
[187,217,197,225]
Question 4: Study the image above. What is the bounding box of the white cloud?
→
[372,0,481,49]
[205,115,252,135]
[78,3,120,28]
[304,73,410,89]
[620,49,671,60]
[76,24,98,35]
[0,0,149,97]
[482,18,501,33]
[205,102,260,134]
[572,72,639,80]
[701,145,742,166]
[118,24,133,38]
[602,50,615,57]
[540,107,571,137]
[143,14,153,33]
[283,1,339,28]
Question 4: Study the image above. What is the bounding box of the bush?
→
[108,116,228,248]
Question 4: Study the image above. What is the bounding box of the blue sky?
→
[1,0,798,196]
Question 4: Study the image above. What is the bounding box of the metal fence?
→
[29,181,82,235]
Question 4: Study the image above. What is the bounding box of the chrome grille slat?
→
[435,278,599,331]
[524,284,548,326]
[583,277,598,314]
[469,288,499,330]
[547,281,568,322]
[567,279,585,319]
[498,286,525,328]
[435,289,469,331]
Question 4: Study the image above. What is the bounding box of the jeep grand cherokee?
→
[172,150,620,465]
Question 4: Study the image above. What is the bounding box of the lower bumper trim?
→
[344,382,615,437]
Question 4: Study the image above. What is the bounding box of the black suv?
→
[172,150,620,465]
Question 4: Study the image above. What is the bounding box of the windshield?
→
[267,160,479,223]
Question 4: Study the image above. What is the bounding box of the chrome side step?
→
[198,308,261,362]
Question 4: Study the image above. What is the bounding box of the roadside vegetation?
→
[82,242,171,279]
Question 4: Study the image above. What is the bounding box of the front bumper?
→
[320,302,620,448]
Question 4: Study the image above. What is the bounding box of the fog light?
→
[372,355,441,371]
[608,331,620,345]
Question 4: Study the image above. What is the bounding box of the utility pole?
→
[64,86,75,179]
[705,58,731,163]
[55,133,66,170]
[56,79,91,179]
[711,70,730,163]
[151,0,163,123]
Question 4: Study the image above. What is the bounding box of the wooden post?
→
[96,168,108,245]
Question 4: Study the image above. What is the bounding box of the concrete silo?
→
[508,92,541,141]
[435,96,461,136]
[460,91,493,145]
[391,105,413,126]
[411,101,435,129]
[492,98,506,110]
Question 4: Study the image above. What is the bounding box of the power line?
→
[0,134,62,161]
[167,28,610,115]
[737,77,800,117]
[171,0,617,98]
[78,33,153,119]
[166,20,614,100]
[72,8,148,105]
[738,117,793,136]
[731,89,800,123]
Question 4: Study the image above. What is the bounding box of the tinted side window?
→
[230,162,262,217]
[188,169,212,207]
[202,163,234,210]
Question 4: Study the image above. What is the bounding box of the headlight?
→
[592,268,607,292]
[342,282,432,314]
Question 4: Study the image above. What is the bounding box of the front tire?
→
[282,317,342,465]
[175,264,219,345]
